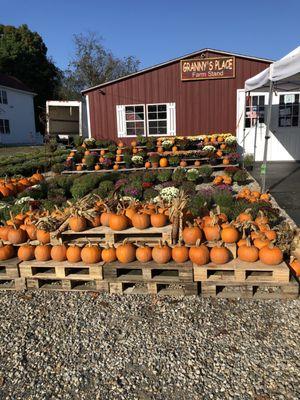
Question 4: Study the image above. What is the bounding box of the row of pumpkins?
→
[0,172,44,198]
[0,237,284,266]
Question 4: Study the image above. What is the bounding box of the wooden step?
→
[193,259,290,284]
[200,276,299,299]
[19,260,104,280]
[104,260,193,283]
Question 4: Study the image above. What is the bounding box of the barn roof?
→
[0,74,35,94]
[82,47,273,94]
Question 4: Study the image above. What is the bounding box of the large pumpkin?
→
[150,213,168,228]
[51,243,67,262]
[189,241,210,265]
[7,228,27,244]
[109,214,128,231]
[35,244,52,261]
[132,213,150,230]
[210,245,230,264]
[182,225,202,245]
[172,244,189,263]
[66,245,82,263]
[0,243,15,260]
[136,245,152,263]
[238,239,259,262]
[116,240,136,263]
[18,244,36,261]
[152,242,172,264]
[221,226,239,243]
[259,244,283,265]
[36,229,50,244]
[69,216,87,232]
[81,244,102,264]
[101,244,117,263]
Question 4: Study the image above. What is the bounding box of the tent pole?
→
[241,90,247,168]
[253,117,258,162]
[261,81,274,192]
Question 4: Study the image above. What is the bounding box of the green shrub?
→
[233,169,248,183]
[181,181,196,194]
[188,193,209,217]
[213,188,234,209]
[143,187,159,201]
[73,135,83,147]
[157,170,172,182]
[94,180,115,199]
[172,167,186,183]
[149,154,160,163]
[198,165,213,177]
[70,174,103,198]
[143,171,157,183]
[51,163,65,174]
[186,169,199,182]
[85,154,97,169]
[168,155,180,166]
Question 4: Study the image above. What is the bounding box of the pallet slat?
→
[110,282,198,296]
[26,277,108,292]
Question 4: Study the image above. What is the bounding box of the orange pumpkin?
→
[172,146,178,152]
[253,236,271,250]
[66,245,82,263]
[113,164,119,171]
[116,240,136,263]
[100,212,111,227]
[0,242,15,260]
[159,158,168,167]
[0,226,12,241]
[89,214,102,228]
[101,244,117,263]
[172,244,189,263]
[238,239,259,262]
[221,226,239,243]
[132,213,150,230]
[182,225,202,245]
[76,165,83,171]
[18,244,35,261]
[81,244,102,264]
[255,211,269,225]
[7,228,27,244]
[116,156,122,162]
[189,240,210,265]
[94,164,101,171]
[51,243,67,262]
[109,213,128,231]
[145,161,151,169]
[36,229,50,244]
[180,160,187,167]
[259,244,283,265]
[152,241,172,264]
[150,213,168,228]
[210,244,230,264]
[203,225,221,242]
[26,224,37,240]
[69,216,87,232]
[136,245,152,263]
[223,158,230,165]
[35,244,52,261]
[290,258,300,277]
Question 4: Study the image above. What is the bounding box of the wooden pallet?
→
[193,259,290,283]
[19,260,104,280]
[0,257,20,278]
[109,281,198,296]
[58,225,172,246]
[26,277,108,292]
[0,277,25,290]
[200,276,299,299]
[104,260,193,283]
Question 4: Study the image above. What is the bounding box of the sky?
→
[1,0,300,71]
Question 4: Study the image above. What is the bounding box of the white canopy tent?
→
[243,46,300,191]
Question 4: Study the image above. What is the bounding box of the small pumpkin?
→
[0,225,13,241]
[36,229,50,244]
[253,236,270,250]
[101,244,117,263]
[136,244,152,263]
[66,245,82,263]
[26,224,37,240]
[221,226,239,243]
[132,212,150,230]
[0,242,14,260]
[210,243,230,264]
[290,258,300,277]
[182,224,202,245]
[100,211,111,227]
[35,244,52,261]
[150,213,168,228]
[172,242,189,263]
[237,209,253,223]
[255,211,269,225]
[145,161,151,169]
[159,158,168,167]
[203,224,221,242]
[69,216,87,232]
[51,241,67,262]
[152,241,172,264]
[180,160,187,167]
[238,238,259,262]
[18,244,35,261]
[94,164,101,171]
[116,240,136,263]
[259,244,283,265]
[81,243,102,264]
[189,240,210,265]
[194,160,201,167]
[109,213,128,231]
[7,227,28,244]
[89,214,102,228]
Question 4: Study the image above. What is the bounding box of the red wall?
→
[85,50,270,141]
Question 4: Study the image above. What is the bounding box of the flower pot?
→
[152,162,159,168]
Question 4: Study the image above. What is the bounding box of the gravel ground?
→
[0,292,299,399]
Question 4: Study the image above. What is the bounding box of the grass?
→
[0,145,45,157]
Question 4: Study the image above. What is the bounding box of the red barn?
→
[82,48,272,142]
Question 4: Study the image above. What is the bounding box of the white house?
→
[0,74,42,145]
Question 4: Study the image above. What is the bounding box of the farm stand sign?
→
[181,57,235,81]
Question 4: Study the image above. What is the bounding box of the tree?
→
[0,24,61,132]
[60,32,140,99]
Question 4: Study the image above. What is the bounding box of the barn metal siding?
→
[87,50,270,141]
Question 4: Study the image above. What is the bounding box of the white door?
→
[236,90,300,161]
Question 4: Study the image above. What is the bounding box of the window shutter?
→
[167,103,176,136]
[116,105,126,137]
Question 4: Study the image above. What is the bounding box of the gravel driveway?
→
[0,292,299,400]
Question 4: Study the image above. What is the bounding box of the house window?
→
[245,95,265,128]
[147,104,168,136]
[0,119,10,134]
[116,103,176,137]
[278,94,299,127]
[0,90,8,104]
[125,105,146,136]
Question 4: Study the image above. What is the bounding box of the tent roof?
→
[245,46,300,92]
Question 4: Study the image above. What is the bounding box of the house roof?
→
[82,47,274,94]
[0,74,35,94]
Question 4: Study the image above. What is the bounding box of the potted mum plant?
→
[149,154,160,168]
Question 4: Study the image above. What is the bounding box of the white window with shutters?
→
[116,102,176,137]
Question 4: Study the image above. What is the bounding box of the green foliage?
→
[146,138,156,151]
[143,171,157,183]
[0,24,61,132]
[123,153,132,167]
[149,154,159,163]
[73,136,83,147]
[198,165,213,177]
[157,170,172,183]
[213,188,234,208]
[95,139,115,148]
[143,187,159,201]
[136,134,147,146]
[186,169,199,182]
[172,167,186,184]
[93,180,115,199]
[51,163,65,173]
[233,169,248,183]
[168,155,180,166]
[181,181,196,194]
[70,174,103,198]
[108,144,117,153]
[85,154,97,169]
[188,193,209,217]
